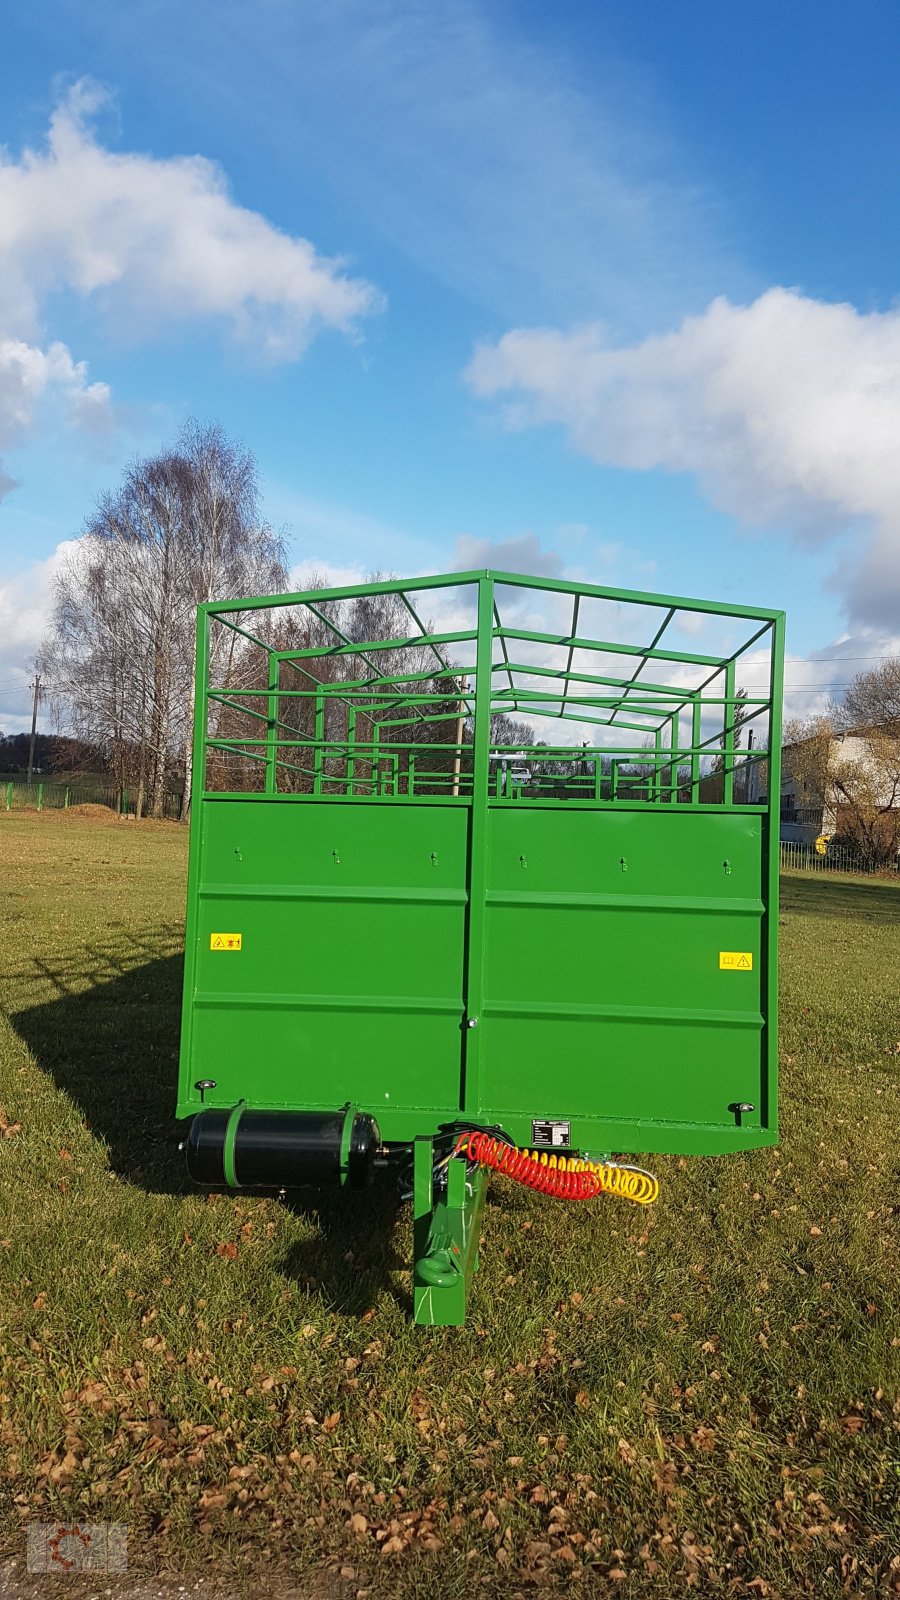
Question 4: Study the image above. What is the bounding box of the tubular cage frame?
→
[191,568,784,820]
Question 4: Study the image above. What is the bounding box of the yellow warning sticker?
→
[719,951,752,971]
[210,932,242,951]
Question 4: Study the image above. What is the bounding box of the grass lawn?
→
[1,814,899,1598]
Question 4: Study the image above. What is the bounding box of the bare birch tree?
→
[41,420,288,818]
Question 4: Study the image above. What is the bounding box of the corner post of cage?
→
[347,705,356,795]
[265,652,280,795]
[722,659,736,806]
[690,694,702,803]
[313,688,324,795]
[462,572,495,1117]
[177,603,210,1116]
[763,614,785,1131]
[192,603,210,799]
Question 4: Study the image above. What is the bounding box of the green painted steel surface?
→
[480,809,768,1137]
[413,1140,487,1327]
[178,569,783,1158]
[180,799,468,1122]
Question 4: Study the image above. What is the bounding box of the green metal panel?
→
[479,808,767,1138]
[178,800,468,1121]
[178,568,783,1159]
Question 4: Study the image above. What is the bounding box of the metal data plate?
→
[532,1120,571,1149]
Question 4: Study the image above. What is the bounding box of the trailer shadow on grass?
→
[9,942,410,1311]
[780,871,900,924]
[277,1181,411,1318]
[9,944,188,1194]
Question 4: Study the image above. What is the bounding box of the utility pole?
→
[26,675,40,785]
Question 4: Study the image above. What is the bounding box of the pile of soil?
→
[57,802,120,821]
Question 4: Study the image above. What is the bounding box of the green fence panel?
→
[0,777,183,815]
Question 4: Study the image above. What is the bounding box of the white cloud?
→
[453,531,566,579]
[0,80,383,500]
[0,540,81,731]
[466,287,900,630]
[0,339,111,502]
[287,559,369,593]
[0,79,382,358]
[758,633,900,725]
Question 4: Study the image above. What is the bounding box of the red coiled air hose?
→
[453,1131,602,1200]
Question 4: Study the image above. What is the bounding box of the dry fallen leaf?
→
[48,1449,79,1486]
[197,1490,229,1510]
[215,1242,238,1261]
[839,1415,865,1433]
[691,1425,716,1453]
[78,1381,107,1407]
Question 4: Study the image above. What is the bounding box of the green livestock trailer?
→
[177,569,784,1325]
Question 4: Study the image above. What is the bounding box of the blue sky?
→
[1,0,898,729]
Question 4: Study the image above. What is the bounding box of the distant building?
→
[780,729,895,846]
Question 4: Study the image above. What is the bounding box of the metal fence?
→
[2,776,184,820]
[779,839,897,876]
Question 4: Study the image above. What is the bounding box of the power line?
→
[743,683,857,691]
[776,654,899,664]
